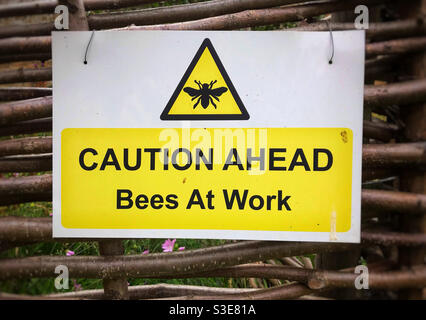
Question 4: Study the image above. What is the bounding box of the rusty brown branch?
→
[0,0,310,38]
[181,264,426,291]
[394,0,426,300]
[0,1,162,18]
[0,137,52,157]
[0,36,51,55]
[308,266,426,291]
[362,142,426,168]
[361,230,426,246]
[0,217,52,242]
[45,283,256,299]
[0,22,52,39]
[98,239,129,299]
[0,241,355,280]
[0,87,51,102]
[114,0,387,31]
[0,0,58,18]
[0,174,52,195]
[0,154,52,173]
[0,216,424,246]
[0,68,51,85]
[366,37,426,58]
[0,96,52,125]
[292,18,426,41]
[6,265,424,299]
[364,78,426,108]
[0,0,387,38]
[158,283,312,300]
[88,0,315,30]
[362,189,426,214]
[3,23,424,59]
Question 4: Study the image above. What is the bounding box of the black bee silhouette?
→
[183,80,228,109]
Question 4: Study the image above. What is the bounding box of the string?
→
[84,30,95,65]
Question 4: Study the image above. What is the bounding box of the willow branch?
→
[8,266,423,299]
[0,68,51,85]
[0,174,52,195]
[0,36,51,55]
[292,18,426,41]
[0,216,424,246]
[89,0,314,30]
[362,189,426,214]
[364,78,426,108]
[361,230,426,246]
[0,137,52,157]
[0,0,387,38]
[0,241,355,280]
[115,0,387,31]
[46,283,256,300]
[0,87,51,102]
[0,96,52,125]
[0,154,52,173]
[362,142,426,168]
[366,36,426,58]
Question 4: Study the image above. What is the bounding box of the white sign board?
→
[53,31,364,242]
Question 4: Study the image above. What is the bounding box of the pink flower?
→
[161,239,176,252]
[49,212,53,217]
[66,250,75,256]
[72,279,82,291]
[142,250,149,255]
[178,247,185,251]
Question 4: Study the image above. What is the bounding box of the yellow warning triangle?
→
[161,38,249,120]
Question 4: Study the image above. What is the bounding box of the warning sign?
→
[52,31,365,242]
[161,38,249,120]
[61,128,352,232]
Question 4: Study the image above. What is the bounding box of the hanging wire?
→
[83,30,95,65]
[325,20,334,64]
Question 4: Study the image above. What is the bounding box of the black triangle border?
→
[160,38,250,121]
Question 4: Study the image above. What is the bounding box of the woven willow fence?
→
[0,0,425,300]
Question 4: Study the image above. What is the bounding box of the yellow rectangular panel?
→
[61,128,352,232]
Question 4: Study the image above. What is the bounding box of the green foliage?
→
[0,199,316,295]
[0,204,235,295]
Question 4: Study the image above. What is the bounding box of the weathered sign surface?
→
[53,31,364,242]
